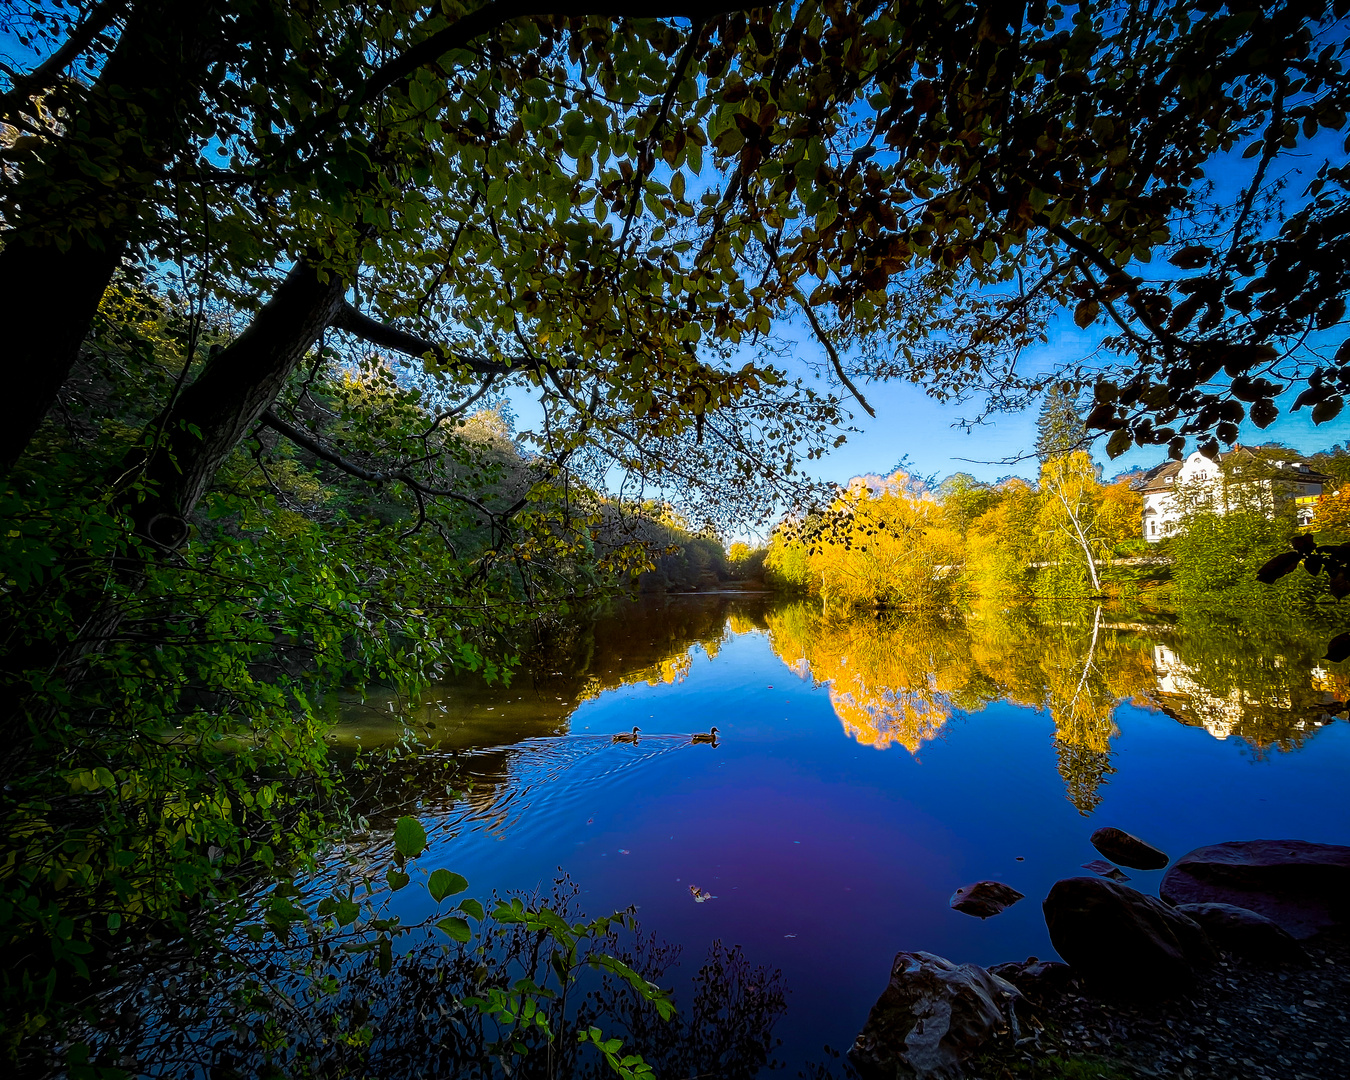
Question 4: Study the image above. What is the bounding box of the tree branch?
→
[331,302,515,375]
[616,16,709,254]
[259,408,494,518]
[313,0,746,145]
[795,292,876,417]
[0,0,128,120]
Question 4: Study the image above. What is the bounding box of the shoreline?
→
[946,929,1348,1080]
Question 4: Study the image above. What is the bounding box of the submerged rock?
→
[1160,840,1350,940]
[1043,876,1215,998]
[1081,859,1129,882]
[950,880,1025,919]
[1091,826,1170,870]
[849,951,1018,1079]
[1173,902,1306,963]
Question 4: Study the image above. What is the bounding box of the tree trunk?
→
[134,259,348,539]
[0,259,346,775]
[0,1,226,472]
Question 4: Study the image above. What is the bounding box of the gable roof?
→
[1139,460,1183,493]
[1137,446,1334,493]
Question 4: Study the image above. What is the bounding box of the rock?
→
[1160,840,1350,940]
[1081,859,1129,882]
[1091,826,1170,870]
[1173,902,1306,963]
[1042,876,1215,998]
[950,880,1025,919]
[987,957,1077,1003]
[849,951,1019,1079]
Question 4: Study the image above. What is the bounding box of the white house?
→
[1139,446,1332,542]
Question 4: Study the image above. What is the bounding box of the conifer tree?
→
[1036,385,1088,464]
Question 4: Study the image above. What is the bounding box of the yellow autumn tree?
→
[1313,483,1350,541]
[781,476,965,608]
[963,478,1039,597]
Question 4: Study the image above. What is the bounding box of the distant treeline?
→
[764,446,1350,611]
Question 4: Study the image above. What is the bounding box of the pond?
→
[336,594,1350,1073]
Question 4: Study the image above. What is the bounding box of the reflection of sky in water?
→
[335,597,1350,1071]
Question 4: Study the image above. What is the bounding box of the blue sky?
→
[800,312,1350,488]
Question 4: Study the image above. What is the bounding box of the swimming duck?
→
[690,727,719,744]
[612,726,640,743]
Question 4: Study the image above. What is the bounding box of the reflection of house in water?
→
[1150,643,1336,750]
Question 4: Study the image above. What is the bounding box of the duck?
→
[612,726,640,744]
[690,727,719,745]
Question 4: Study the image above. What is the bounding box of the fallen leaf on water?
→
[619,849,630,855]
[689,885,717,903]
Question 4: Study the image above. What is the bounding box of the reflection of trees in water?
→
[1038,605,1157,815]
[765,601,1157,811]
[766,604,966,753]
[339,595,773,754]
[767,597,1344,810]
[1149,607,1348,754]
[120,878,786,1079]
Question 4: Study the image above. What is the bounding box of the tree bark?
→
[135,260,348,538]
[0,1,226,472]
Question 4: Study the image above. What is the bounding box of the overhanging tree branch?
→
[259,408,521,524]
[332,302,516,375]
[0,0,129,120]
[795,292,876,418]
[314,0,747,145]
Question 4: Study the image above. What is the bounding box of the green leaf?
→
[386,867,411,891]
[393,816,427,859]
[1312,397,1343,425]
[459,897,485,920]
[436,916,472,942]
[335,899,360,926]
[428,868,468,903]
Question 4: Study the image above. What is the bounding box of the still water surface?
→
[338,595,1350,1069]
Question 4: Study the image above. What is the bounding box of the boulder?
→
[950,880,1025,919]
[1160,840,1350,940]
[849,951,1018,1080]
[1091,826,1170,870]
[987,957,1077,1003]
[1042,876,1215,998]
[1173,902,1306,963]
